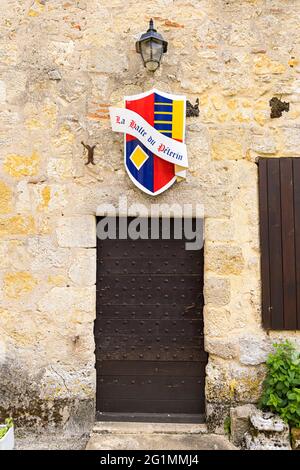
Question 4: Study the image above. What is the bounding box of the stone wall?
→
[0,0,300,435]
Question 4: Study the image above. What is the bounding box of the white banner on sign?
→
[109,107,188,170]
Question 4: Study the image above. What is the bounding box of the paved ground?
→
[15,431,90,450]
[86,422,237,451]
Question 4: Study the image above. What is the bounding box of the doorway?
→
[95,217,207,422]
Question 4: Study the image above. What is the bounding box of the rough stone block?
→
[205,338,237,359]
[186,125,210,164]
[47,158,73,179]
[205,244,244,275]
[0,216,35,236]
[281,126,300,155]
[68,249,96,286]
[40,366,95,401]
[206,359,265,404]
[239,334,272,365]
[203,194,231,218]
[205,219,234,242]
[0,356,95,433]
[0,181,12,214]
[3,152,40,178]
[244,432,291,451]
[250,134,277,154]
[230,404,257,447]
[56,216,96,247]
[212,138,244,161]
[206,402,231,435]
[0,80,6,103]
[4,271,37,299]
[291,428,300,450]
[88,44,128,74]
[48,69,62,81]
[28,237,70,270]
[250,410,289,433]
[254,55,286,75]
[204,306,232,338]
[204,277,230,306]
[38,286,96,315]
[245,409,291,450]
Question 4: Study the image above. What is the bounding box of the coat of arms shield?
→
[124,89,186,196]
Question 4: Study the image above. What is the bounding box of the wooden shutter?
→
[259,157,300,330]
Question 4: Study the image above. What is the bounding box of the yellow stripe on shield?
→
[172,100,185,181]
[172,100,184,141]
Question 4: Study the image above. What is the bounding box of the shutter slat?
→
[259,159,271,329]
[280,159,297,329]
[267,159,284,329]
[293,158,300,329]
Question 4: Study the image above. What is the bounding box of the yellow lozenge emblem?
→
[129,145,149,170]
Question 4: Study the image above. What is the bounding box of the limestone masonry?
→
[0,0,300,436]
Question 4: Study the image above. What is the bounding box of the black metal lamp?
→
[136,19,168,72]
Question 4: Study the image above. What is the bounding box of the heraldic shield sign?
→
[109,89,188,196]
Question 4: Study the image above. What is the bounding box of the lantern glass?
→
[136,19,168,72]
[140,38,164,71]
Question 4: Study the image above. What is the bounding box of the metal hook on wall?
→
[81,141,96,165]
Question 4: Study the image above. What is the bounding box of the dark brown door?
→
[95,217,207,420]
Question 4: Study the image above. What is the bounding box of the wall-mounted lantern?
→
[135,19,168,72]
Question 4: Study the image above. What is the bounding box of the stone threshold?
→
[87,422,237,450]
[92,421,208,435]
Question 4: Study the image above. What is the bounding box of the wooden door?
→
[95,217,207,420]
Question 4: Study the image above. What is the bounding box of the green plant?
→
[224,415,231,436]
[259,341,300,428]
[0,418,13,440]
